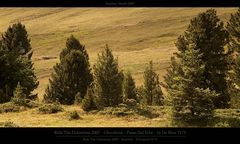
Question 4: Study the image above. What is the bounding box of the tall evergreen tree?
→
[123,71,137,100]
[93,44,124,107]
[174,9,230,108]
[165,47,217,126]
[143,61,164,105]
[44,36,92,105]
[163,9,228,125]
[227,8,240,108]
[0,23,38,103]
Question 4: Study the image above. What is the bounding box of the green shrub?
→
[82,88,97,112]
[11,98,29,106]
[99,106,134,117]
[124,99,137,107]
[68,110,80,120]
[212,109,240,127]
[10,98,38,108]
[99,104,159,118]
[38,103,63,114]
[0,102,26,113]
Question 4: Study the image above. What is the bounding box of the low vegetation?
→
[38,103,63,114]
[2,121,19,127]
[67,110,81,120]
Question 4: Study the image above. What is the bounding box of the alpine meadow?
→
[1,8,240,127]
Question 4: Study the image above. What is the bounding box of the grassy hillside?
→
[0,8,236,99]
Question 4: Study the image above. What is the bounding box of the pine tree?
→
[164,46,217,126]
[93,44,124,107]
[82,86,97,111]
[44,49,92,105]
[173,9,230,108]
[143,61,164,106]
[13,82,26,99]
[163,9,226,125]
[0,23,38,103]
[60,35,89,61]
[227,8,240,108]
[123,71,137,100]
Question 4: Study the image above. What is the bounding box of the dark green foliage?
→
[174,9,230,109]
[10,98,38,108]
[60,35,89,62]
[44,35,92,105]
[162,10,227,125]
[0,23,39,103]
[143,61,164,106]
[0,102,26,113]
[136,85,146,104]
[13,82,26,99]
[81,87,97,112]
[0,89,9,104]
[68,110,80,120]
[168,47,217,126]
[124,99,137,107]
[227,8,240,108]
[38,103,63,114]
[93,44,124,107]
[123,71,137,100]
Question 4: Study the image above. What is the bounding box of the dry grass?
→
[0,105,171,127]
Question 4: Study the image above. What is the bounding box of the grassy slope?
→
[0,8,237,126]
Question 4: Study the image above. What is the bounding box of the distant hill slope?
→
[0,8,237,99]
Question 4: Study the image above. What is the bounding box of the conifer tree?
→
[13,82,26,99]
[163,9,227,125]
[123,71,137,100]
[0,23,38,103]
[168,48,217,126]
[227,8,240,108]
[93,44,124,107]
[82,86,97,111]
[143,61,164,106]
[172,9,230,108]
[44,49,92,105]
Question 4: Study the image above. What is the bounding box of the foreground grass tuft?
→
[2,121,19,127]
[67,110,81,120]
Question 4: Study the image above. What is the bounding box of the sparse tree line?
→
[1,8,240,126]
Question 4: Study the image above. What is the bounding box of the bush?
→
[0,102,26,113]
[10,98,38,108]
[99,104,159,118]
[124,99,137,107]
[99,106,134,117]
[67,110,80,120]
[38,103,63,114]
[82,88,97,112]
[3,121,19,127]
[212,109,240,127]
